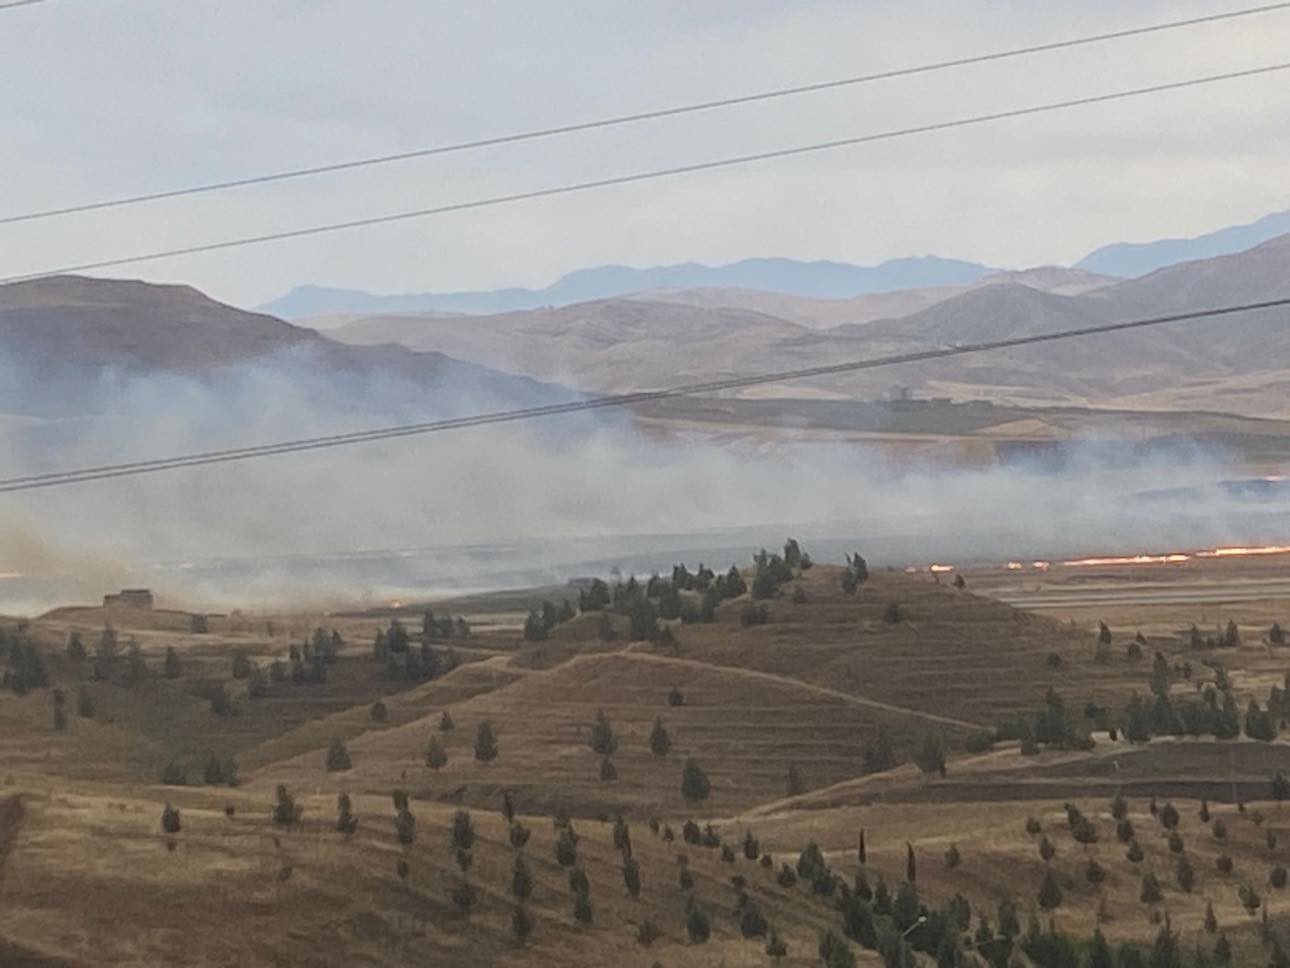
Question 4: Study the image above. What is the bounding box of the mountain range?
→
[321,233,1290,416]
[261,208,1289,320]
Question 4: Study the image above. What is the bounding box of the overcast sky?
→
[2,0,1288,308]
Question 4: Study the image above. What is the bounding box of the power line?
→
[3,3,1287,227]
[0,0,46,9]
[5,62,1288,287]
[3,296,1286,493]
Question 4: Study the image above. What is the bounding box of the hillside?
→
[323,235,1290,416]
[0,275,570,418]
[7,556,1290,965]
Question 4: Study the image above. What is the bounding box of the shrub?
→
[1217,853,1234,875]
[818,928,856,968]
[945,843,961,869]
[508,821,531,849]
[740,903,768,938]
[1086,859,1106,886]
[1272,865,1288,889]
[776,863,797,888]
[1213,819,1229,841]
[1025,816,1042,836]
[636,918,660,946]
[965,731,994,754]
[667,686,685,707]
[439,710,454,731]
[370,700,387,723]
[685,904,711,943]
[1038,869,1063,910]
[425,736,448,770]
[451,883,476,913]
[1140,872,1163,904]
[599,757,618,782]
[324,738,352,772]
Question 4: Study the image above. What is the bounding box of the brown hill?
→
[0,275,568,414]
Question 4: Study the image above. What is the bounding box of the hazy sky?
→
[2,0,1288,307]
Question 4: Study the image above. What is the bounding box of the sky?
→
[2,0,1289,309]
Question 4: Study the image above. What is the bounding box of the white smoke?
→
[0,352,1285,614]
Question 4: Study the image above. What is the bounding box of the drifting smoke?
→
[0,352,1287,614]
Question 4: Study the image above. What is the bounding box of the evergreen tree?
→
[648,716,671,756]
[622,856,641,897]
[511,904,533,946]
[369,699,387,722]
[819,927,857,967]
[589,709,617,755]
[786,764,806,797]
[685,903,710,943]
[511,854,533,900]
[474,721,499,762]
[1038,868,1063,910]
[325,737,352,771]
[336,792,358,834]
[1140,872,1164,904]
[422,735,447,770]
[271,785,300,826]
[161,802,181,835]
[680,759,710,802]
[162,646,181,679]
[599,757,617,782]
[76,685,95,719]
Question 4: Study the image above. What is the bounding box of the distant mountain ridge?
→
[1077,208,1290,278]
[258,256,994,319]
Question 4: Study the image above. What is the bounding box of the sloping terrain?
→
[321,233,1290,417]
[0,275,568,418]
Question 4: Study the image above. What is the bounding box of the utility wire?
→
[0,0,46,9]
[3,296,1287,493]
[4,61,1288,286]
[3,2,1288,226]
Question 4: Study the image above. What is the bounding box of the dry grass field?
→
[5,556,1290,965]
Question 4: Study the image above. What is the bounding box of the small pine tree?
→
[162,646,181,679]
[336,792,358,834]
[786,764,806,797]
[425,736,448,770]
[370,699,388,723]
[474,721,499,762]
[599,757,617,783]
[589,709,617,755]
[1038,868,1063,910]
[680,759,710,802]
[450,808,475,853]
[76,685,95,718]
[511,854,533,900]
[511,904,533,946]
[686,904,711,944]
[161,802,181,835]
[439,710,455,731]
[325,737,352,772]
[622,856,641,897]
[1140,872,1164,904]
[1204,899,1218,933]
[648,716,671,756]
